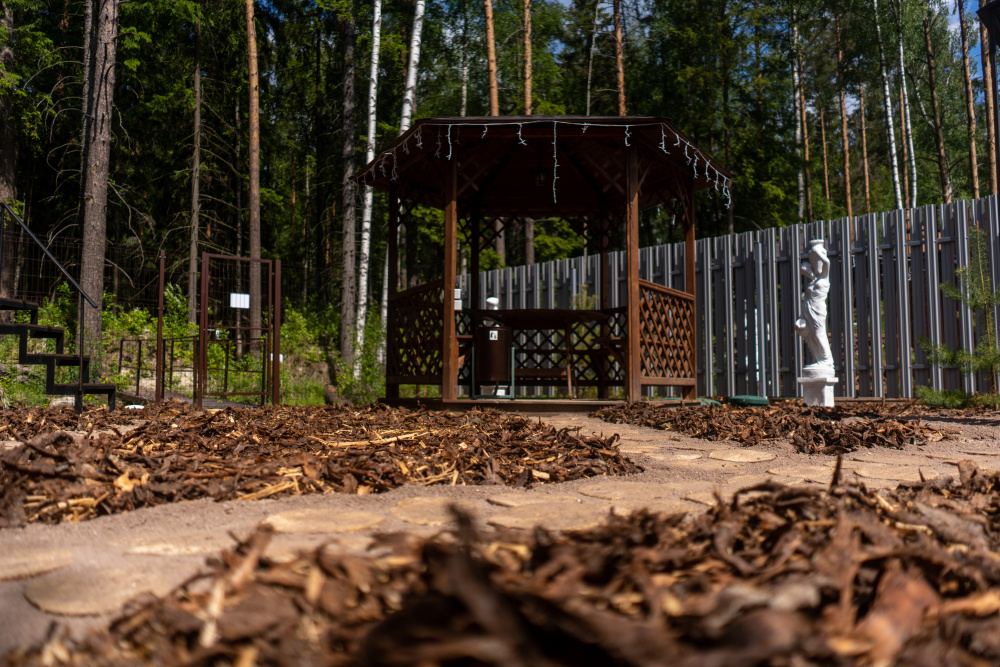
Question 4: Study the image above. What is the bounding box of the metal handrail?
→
[0,202,97,308]
[1,202,100,412]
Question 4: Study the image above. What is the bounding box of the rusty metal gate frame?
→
[197,253,281,407]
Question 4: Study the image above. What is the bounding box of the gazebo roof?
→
[353,116,732,217]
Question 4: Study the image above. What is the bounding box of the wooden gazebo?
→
[354,117,731,404]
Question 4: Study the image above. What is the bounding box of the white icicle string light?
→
[552,122,559,203]
[362,120,733,207]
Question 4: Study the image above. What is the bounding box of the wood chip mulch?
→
[13,460,1000,666]
[591,402,956,453]
[0,403,638,526]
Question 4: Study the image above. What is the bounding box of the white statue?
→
[795,239,837,406]
[795,240,834,371]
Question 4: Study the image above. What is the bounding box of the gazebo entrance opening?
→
[354,117,731,404]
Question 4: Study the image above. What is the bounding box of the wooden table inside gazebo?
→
[353,117,731,404]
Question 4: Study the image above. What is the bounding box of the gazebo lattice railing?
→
[357,117,731,403]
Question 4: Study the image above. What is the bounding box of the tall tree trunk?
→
[893,0,917,206]
[78,0,94,208]
[188,16,201,323]
[871,0,904,209]
[460,8,469,117]
[923,8,951,202]
[524,218,534,265]
[0,2,16,314]
[80,0,119,373]
[355,0,382,379]
[836,17,852,218]
[860,83,872,212]
[820,106,830,202]
[0,1,14,203]
[484,0,499,115]
[399,0,424,132]
[585,0,599,116]
[245,0,262,348]
[523,0,531,114]
[613,0,625,115]
[958,0,979,199]
[495,219,505,264]
[792,19,804,222]
[900,85,910,206]
[798,58,813,222]
[340,12,358,368]
[982,0,998,194]
[377,0,425,366]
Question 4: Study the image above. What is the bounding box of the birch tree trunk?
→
[234,97,243,357]
[245,0,262,347]
[860,83,872,212]
[378,0,425,366]
[484,0,499,115]
[339,12,358,369]
[836,17,852,218]
[80,0,119,372]
[923,8,951,202]
[399,0,424,133]
[892,0,917,206]
[585,0,599,116]
[460,8,469,117]
[523,0,532,115]
[613,0,625,115]
[958,0,979,199]
[188,16,201,323]
[871,0,904,210]
[980,0,997,195]
[354,0,382,379]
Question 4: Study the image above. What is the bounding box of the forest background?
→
[0,0,996,402]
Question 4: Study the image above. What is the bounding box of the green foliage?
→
[919,229,1000,398]
[335,315,386,405]
[915,385,1000,410]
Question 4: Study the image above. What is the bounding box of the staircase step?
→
[0,297,39,324]
[49,383,117,411]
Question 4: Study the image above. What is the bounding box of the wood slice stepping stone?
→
[264,535,350,564]
[766,465,835,483]
[488,502,608,532]
[263,509,384,534]
[709,449,776,463]
[487,493,582,508]
[0,546,72,582]
[128,532,234,557]
[25,564,190,616]
[726,474,792,489]
[852,466,940,483]
[850,453,937,467]
[683,491,720,507]
[643,452,702,463]
[578,480,711,501]
[390,497,485,526]
[669,443,728,451]
[609,499,699,517]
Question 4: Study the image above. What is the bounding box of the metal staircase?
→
[0,204,116,412]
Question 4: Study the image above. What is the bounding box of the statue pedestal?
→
[797,376,838,407]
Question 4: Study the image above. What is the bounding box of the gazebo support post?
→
[683,182,697,401]
[386,181,400,399]
[598,215,611,399]
[442,157,459,400]
[625,147,641,401]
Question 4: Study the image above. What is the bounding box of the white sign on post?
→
[230,293,250,309]
[489,330,498,341]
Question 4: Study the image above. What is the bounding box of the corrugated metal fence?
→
[459,196,1000,398]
